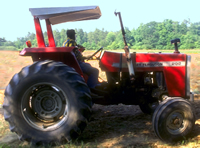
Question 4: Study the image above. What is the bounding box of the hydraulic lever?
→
[114,11,135,80]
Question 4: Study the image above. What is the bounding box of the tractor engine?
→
[98,50,191,106]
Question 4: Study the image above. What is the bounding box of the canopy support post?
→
[34,17,45,47]
[45,19,56,47]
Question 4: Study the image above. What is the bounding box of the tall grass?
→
[0,115,10,138]
[0,46,17,51]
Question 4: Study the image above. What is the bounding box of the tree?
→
[76,29,85,45]
[0,38,6,42]
[106,32,116,44]
[53,29,61,46]
[0,37,6,46]
[26,32,36,41]
[3,18,200,50]
[60,29,67,46]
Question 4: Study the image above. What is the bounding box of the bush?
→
[0,46,17,51]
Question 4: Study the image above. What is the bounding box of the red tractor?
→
[3,6,195,145]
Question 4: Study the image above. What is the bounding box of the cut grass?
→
[0,114,10,138]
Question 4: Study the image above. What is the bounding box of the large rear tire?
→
[3,60,92,145]
[152,98,195,142]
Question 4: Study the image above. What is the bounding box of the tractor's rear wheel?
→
[3,60,92,145]
[152,98,195,142]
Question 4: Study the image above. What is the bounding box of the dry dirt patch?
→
[1,100,200,148]
[0,51,32,89]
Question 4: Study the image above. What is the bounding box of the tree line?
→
[1,18,200,50]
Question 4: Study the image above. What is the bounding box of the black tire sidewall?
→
[6,64,90,142]
[155,100,195,142]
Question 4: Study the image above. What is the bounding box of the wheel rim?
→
[21,83,69,131]
[166,110,187,135]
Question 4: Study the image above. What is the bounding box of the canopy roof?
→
[29,6,101,25]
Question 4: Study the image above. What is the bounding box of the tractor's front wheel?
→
[3,60,92,145]
[152,98,195,142]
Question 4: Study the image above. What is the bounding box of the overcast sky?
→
[1,0,200,41]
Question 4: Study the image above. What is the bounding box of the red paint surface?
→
[100,51,187,97]
[20,47,85,79]
[45,19,56,47]
[34,17,45,47]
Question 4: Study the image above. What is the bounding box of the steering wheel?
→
[87,47,103,60]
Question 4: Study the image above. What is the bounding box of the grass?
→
[0,114,10,138]
[0,46,17,51]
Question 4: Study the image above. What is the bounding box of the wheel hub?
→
[169,114,183,129]
[21,83,69,131]
[32,89,63,120]
[41,97,55,111]
[167,111,185,134]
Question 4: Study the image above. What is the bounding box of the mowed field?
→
[0,50,200,147]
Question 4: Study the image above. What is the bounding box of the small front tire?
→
[152,98,195,142]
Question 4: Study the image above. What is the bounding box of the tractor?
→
[3,6,195,145]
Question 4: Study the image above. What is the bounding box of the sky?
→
[1,0,200,41]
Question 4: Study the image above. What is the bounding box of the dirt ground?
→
[0,51,200,147]
[1,99,200,148]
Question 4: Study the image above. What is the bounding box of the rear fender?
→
[20,46,85,79]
